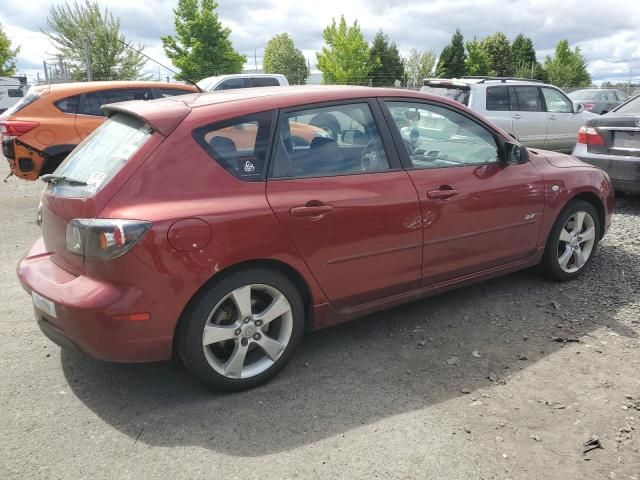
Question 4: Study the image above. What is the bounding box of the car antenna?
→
[116,39,204,93]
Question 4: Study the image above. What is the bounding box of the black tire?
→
[540,199,601,281]
[176,268,305,391]
[309,113,341,141]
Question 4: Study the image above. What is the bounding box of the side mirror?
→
[574,103,585,114]
[505,142,529,165]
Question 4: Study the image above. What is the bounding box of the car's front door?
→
[266,101,423,308]
[508,86,548,148]
[382,99,545,286]
[541,87,582,152]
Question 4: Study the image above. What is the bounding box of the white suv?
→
[421,77,598,152]
[197,74,289,92]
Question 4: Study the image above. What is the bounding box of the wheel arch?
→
[172,258,315,354]
[567,191,606,239]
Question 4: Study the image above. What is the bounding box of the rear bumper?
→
[17,238,173,362]
[573,144,640,193]
[2,138,44,180]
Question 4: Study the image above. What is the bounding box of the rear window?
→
[613,95,640,114]
[192,111,273,181]
[3,90,40,116]
[420,85,470,106]
[569,90,599,101]
[50,113,151,197]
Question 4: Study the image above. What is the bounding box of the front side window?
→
[541,87,573,113]
[385,101,499,169]
[193,111,273,181]
[99,88,153,104]
[270,103,390,179]
[512,86,543,112]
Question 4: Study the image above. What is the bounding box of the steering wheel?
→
[361,141,382,172]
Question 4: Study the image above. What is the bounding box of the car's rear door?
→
[266,100,423,308]
[381,99,545,286]
[541,86,582,152]
[483,85,514,136]
[508,86,547,148]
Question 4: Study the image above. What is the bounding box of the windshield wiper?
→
[41,174,87,186]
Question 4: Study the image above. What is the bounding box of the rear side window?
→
[511,86,543,112]
[156,88,192,98]
[486,86,510,111]
[78,89,154,117]
[55,95,80,114]
[51,113,152,197]
[216,78,247,90]
[250,77,280,87]
[192,111,273,181]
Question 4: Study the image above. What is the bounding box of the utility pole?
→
[82,38,93,81]
[628,67,633,95]
[254,49,258,72]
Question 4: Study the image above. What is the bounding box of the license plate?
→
[614,131,640,149]
[32,291,57,318]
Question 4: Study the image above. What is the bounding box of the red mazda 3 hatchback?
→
[18,86,614,391]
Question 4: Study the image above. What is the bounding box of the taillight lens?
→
[577,126,604,145]
[583,103,595,111]
[66,219,151,260]
[0,120,40,136]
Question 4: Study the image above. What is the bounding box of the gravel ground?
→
[1,160,639,480]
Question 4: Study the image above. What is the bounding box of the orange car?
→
[0,81,197,180]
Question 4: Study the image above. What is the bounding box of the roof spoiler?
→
[101,99,191,136]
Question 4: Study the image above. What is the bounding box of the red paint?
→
[17,87,614,363]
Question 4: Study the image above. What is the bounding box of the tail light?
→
[577,126,604,145]
[66,219,151,260]
[582,103,595,111]
[0,120,40,137]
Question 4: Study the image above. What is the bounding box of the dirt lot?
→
[1,160,639,480]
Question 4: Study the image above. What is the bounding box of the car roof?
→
[423,78,547,87]
[103,85,507,137]
[32,81,196,96]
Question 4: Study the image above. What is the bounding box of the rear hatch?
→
[586,97,640,158]
[40,112,164,275]
[420,80,471,106]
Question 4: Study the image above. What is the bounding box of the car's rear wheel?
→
[540,200,600,280]
[176,268,305,391]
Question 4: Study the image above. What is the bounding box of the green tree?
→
[511,34,545,80]
[436,29,466,77]
[162,0,245,82]
[316,16,371,85]
[44,0,146,81]
[404,48,437,88]
[263,33,308,84]
[543,39,591,88]
[0,22,19,76]
[368,30,404,87]
[480,32,512,76]
[465,38,490,76]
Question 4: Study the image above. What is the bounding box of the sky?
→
[1,0,639,85]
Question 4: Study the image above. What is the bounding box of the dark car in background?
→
[572,94,640,193]
[568,88,628,115]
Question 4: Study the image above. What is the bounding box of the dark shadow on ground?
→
[60,198,640,457]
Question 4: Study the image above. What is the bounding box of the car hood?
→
[541,150,597,168]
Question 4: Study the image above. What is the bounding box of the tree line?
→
[0,0,592,90]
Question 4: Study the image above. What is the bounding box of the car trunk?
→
[587,114,640,158]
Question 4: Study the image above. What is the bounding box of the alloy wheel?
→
[557,211,596,273]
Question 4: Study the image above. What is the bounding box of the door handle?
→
[512,114,522,119]
[549,115,557,120]
[427,188,459,200]
[289,204,334,217]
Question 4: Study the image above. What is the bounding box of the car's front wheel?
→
[176,268,305,391]
[540,200,601,281]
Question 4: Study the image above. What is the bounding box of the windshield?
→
[569,90,600,101]
[613,95,640,114]
[49,113,151,197]
[420,85,470,106]
[3,90,40,116]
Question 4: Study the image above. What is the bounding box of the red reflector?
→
[0,120,39,136]
[577,126,604,145]
[110,312,151,322]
